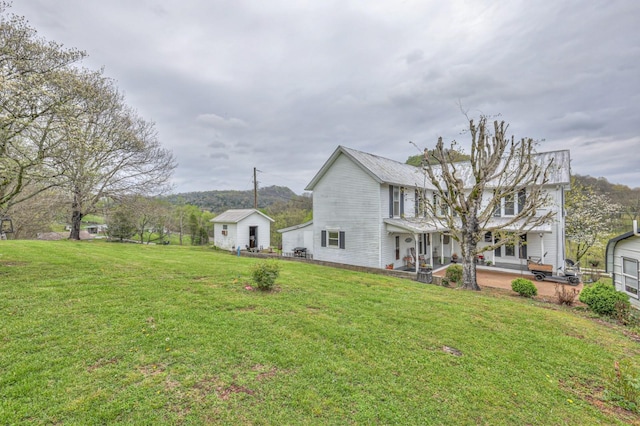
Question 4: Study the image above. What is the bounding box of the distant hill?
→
[164,185,298,213]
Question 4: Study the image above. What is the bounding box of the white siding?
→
[213,223,238,251]
[313,154,381,267]
[281,225,313,254]
[612,237,640,308]
[237,214,272,250]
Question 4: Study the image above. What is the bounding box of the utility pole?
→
[253,167,258,209]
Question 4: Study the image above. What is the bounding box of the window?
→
[221,224,228,236]
[505,241,515,257]
[321,230,345,249]
[395,236,400,260]
[518,189,526,214]
[484,232,493,242]
[415,189,427,218]
[328,231,339,247]
[393,187,400,216]
[519,234,527,259]
[504,193,515,216]
[389,186,404,217]
[623,257,639,297]
[433,194,448,217]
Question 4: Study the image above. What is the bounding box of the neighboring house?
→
[281,145,571,272]
[211,209,274,251]
[278,220,313,254]
[606,221,640,308]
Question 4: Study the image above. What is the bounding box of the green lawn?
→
[0,241,638,424]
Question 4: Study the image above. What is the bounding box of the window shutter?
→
[339,231,345,249]
[518,189,526,214]
[321,230,327,247]
[389,186,394,218]
[400,188,404,216]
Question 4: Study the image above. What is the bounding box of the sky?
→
[9,0,640,194]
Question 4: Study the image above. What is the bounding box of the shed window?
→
[623,257,639,298]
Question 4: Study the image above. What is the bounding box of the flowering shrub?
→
[511,278,538,298]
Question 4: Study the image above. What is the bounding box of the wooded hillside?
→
[164,185,299,213]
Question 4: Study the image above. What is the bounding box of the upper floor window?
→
[433,194,448,217]
[495,189,526,217]
[389,185,404,218]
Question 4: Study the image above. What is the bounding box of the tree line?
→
[1,3,175,239]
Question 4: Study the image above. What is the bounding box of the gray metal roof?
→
[306,146,571,191]
[306,146,435,190]
[210,209,274,223]
[277,220,313,233]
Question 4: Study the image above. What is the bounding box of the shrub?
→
[579,281,630,317]
[555,284,579,306]
[443,264,463,287]
[511,278,538,298]
[251,260,281,291]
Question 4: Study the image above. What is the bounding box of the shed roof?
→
[210,209,274,223]
[277,220,313,233]
[606,230,640,273]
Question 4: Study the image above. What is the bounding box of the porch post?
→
[414,233,419,272]
[429,233,434,268]
[440,233,444,265]
[540,233,545,263]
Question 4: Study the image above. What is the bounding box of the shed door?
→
[249,226,257,248]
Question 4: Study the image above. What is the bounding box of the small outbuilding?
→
[606,220,640,308]
[211,209,274,252]
[278,220,313,257]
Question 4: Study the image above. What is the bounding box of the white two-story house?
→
[281,146,571,272]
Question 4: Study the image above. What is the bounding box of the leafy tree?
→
[406,149,470,166]
[55,68,176,240]
[565,177,620,263]
[105,204,136,242]
[416,116,557,291]
[0,3,85,214]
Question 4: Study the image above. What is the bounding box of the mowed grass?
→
[0,241,638,424]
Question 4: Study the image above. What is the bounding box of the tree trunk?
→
[70,209,83,240]
[69,192,83,240]
[460,221,481,291]
[461,256,480,291]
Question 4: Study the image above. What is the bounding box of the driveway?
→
[433,267,583,299]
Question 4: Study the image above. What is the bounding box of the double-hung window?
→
[623,257,639,297]
[495,189,526,217]
[389,186,403,218]
[321,230,345,249]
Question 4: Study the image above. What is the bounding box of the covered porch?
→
[384,217,554,273]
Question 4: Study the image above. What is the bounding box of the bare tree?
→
[417,116,557,290]
[55,69,176,240]
[0,3,85,214]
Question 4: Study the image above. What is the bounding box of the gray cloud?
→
[10,0,640,193]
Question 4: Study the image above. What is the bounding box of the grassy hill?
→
[1,241,639,424]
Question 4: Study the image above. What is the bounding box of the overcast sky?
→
[10,0,640,194]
